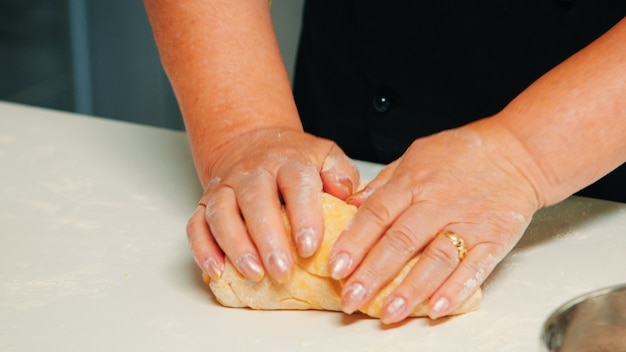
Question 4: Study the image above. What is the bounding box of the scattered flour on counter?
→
[4,263,111,310]
[18,199,99,231]
[19,199,59,216]
[470,316,534,351]
[44,177,93,195]
[85,196,159,212]
[55,216,99,231]
[0,135,16,144]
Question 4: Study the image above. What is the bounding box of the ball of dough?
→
[204,193,481,318]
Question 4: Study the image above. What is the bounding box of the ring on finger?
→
[439,230,468,261]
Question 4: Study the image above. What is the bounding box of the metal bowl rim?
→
[541,283,626,341]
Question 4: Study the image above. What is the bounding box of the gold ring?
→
[441,230,467,260]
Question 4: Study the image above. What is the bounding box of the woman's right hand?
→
[186,127,360,283]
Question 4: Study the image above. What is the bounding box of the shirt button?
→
[372,95,391,113]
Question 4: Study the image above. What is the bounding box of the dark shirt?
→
[293,0,626,202]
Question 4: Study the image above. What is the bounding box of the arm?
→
[145,0,359,283]
[494,16,626,206]
[330,17,626,323]
[145,0,300,185]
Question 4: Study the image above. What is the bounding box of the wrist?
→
[465,117,553,209]
[193,125,305,188]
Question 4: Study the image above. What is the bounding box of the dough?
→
[204,193,481,318]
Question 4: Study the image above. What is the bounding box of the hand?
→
[328,121,543,323]
[187,127,359,283]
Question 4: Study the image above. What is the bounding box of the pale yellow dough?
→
[204,193,481,318]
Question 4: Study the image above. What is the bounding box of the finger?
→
[277,161,324,258]
[346,160,398,206]
[320,144,360,200]
[328,180,413,281]
[428,243,503,319]
[379,228,473,323]
[236,168,293,283]
[187,205,225,281]
[338,205,443,314]
[205,186,265,282]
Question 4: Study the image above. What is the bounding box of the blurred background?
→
[0,0,305,130]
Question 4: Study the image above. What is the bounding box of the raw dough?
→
[204,193,481,318]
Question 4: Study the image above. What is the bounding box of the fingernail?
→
[342,282,367,314]
[346,187,372,206]
[296,227,317,258]
[203,257,224,281]
[338,177,354,196]
[266,251,291,283]
[345,191,361,205]
[429,297,450,319]
[382,295,407,324]
[235,253,265,282]
[329,252,353,280]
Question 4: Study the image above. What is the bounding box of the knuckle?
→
[185,216,197,243]
[424,241,458,268]
[280,163,322,196]
[385,224,419,256]
[203,194,221,220]
[359,200,393,229]
[355,266,384,292]
[205,185,237,217]
[186,206,206,241]
[237,169,272,205]
[236,189,257,208]
[463,258,490,285]
[466,247,500,281]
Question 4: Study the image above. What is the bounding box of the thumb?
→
[346,159,399,207]
[320,145,360,200]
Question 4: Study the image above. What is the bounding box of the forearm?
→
[481,17,626,207]
[144,0,302,186]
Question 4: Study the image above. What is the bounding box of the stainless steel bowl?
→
[541,283,626,351]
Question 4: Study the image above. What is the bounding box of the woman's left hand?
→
[327,119,546,324]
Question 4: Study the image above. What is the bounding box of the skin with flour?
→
[144,0,626,324]
[206,193,483,318]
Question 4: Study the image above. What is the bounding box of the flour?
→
[463,253,496,297]
[19,199,59,216]
[0,134,16,144]
[4,263,111,310]
[55,217,99,230]
[43,177,93,195]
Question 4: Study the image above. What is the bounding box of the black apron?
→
[293,0,626,202]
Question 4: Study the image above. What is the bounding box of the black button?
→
[372,95,391,113]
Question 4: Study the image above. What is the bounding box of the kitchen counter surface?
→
[1,101,625,351]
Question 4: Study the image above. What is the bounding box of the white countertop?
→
[1,101,625,351]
